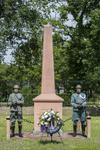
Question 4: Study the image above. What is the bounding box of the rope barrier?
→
[23,117,72,125]
[23,118,34,124]
[63,117,72,123]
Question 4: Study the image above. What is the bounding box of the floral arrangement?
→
[38,109,62,132]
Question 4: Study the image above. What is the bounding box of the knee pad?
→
[73,120,78,126]
[10,121,15,127]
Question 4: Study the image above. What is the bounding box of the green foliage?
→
[0,0,100,105]
[21,86,33,106]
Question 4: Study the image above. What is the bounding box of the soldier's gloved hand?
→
[82,102,86,107]
[77,104,82,108]
[73,104,78,108]
[12,101,17,105]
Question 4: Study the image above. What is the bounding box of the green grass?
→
[0,110,100,150]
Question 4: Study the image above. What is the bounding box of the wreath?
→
[38,109,63,133]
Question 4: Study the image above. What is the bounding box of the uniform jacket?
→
[71,92,87,111]
[8,93,24,112]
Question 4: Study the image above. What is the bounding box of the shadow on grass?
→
[39,140,62,145]
[68,132,87,138]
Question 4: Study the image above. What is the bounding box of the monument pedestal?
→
[33,24,63,131]
[34,94,63,131]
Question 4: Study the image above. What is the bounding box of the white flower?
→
[41,121,44,125]
[44,112,48,115]
[50,110,55,114]
[56,112,59,116]
[41,116,45,119]
[38,110,62,128]
[48,112,51,116]
[44,115,48,119]
[47,118,51,121]
[44,122,48,126]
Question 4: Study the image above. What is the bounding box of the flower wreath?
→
[38,109,63,132]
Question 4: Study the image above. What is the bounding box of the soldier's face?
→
[76,88,81,93]
[14,88,19,93]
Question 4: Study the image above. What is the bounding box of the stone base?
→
[22,131,87,141]
[33,94,63,131]
[10,131,87,141]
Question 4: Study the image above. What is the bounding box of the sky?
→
[4,49,14,64]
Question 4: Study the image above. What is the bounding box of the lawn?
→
[0,107,100,150]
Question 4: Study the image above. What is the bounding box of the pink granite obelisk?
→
[33,24,63,131]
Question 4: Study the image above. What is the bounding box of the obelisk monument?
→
[33,24,63,131]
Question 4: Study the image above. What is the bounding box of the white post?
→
[6,116,10,140]
[86,113,91,138]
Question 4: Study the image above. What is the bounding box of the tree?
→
[0,0,100,104]
[55,0,100,81]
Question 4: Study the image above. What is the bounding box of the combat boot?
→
[73,125,77,137]
[18,125,23,137]
[10,126,15,137]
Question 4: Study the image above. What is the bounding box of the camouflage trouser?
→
[10,111,23,127]
[72,109,86,126]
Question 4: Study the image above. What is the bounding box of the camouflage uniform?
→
[8,86,24,137]
[71,85,87,136]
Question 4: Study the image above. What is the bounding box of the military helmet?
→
[13,85,20,89]
[76,84,82,89]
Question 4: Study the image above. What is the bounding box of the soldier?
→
[8,85,24,137]
[71,84,87,137]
